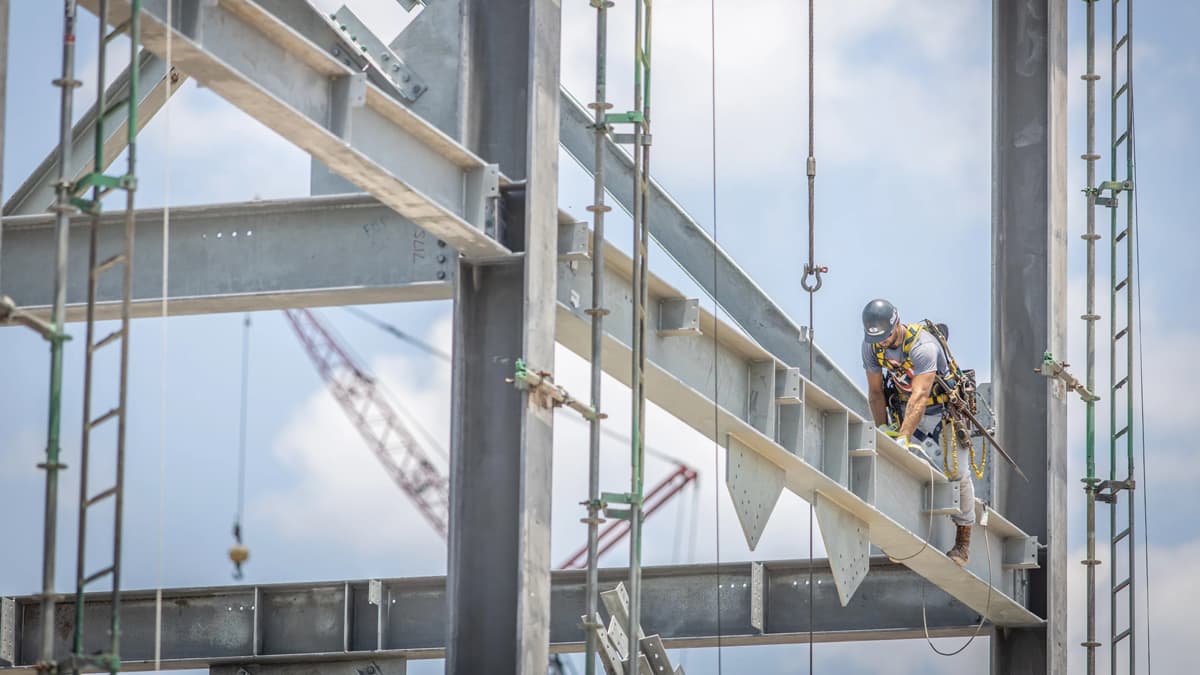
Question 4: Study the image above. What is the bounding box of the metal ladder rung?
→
[1113,577,1131,594]
[83,566,115,586]
[96,253,127,275]
[1114,425,1129,439]
[1114,376,1129,390]
[1114,327,1129,341]
[85,486,118,508]
[1115,131,1129,147]
[1113,527,1132,543]
[89,407,121,430]
[1113,628,1132,644]
[1115,83,1129,100]
[1115,228,1129,242]
[1116,35,1129,51]
[1115,278,1129,292]
[92,327,126,352]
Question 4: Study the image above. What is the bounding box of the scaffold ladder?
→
[71,2,142,673]
[1101,0,1138,671]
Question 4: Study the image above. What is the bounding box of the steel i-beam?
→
[0,558,984,670]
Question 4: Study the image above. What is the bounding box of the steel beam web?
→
[0,558,987,668]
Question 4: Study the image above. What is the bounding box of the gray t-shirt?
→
[861,328,949,379]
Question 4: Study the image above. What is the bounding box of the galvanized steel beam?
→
[989,0,1069,672]
[0,558,984,670]
[75,0,507,259]
[0,195,455,321]
[558,91,869,418]
[4,51,185,217]
[562,239,1043,627]
[1,194,1043,628]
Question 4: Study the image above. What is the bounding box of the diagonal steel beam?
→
[4,50,185,217]
[558,90,869,418]
[2,195,1043,628]
[7,3,868,426]
[76,0,507,259]
[559,236,1043,628]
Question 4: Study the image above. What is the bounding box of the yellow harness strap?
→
[874,323,949,406]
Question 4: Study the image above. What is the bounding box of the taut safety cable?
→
[155,5,175,668]
[1129,81,1153,675]
[709,0,723,671]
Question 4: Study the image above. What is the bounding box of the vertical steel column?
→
[990,1,1069,673]
[447,1,562,673]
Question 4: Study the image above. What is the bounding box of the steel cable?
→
[803,0,818,669]
[154,4,174,669]
[1129,80,1153,674]
[709,0,722,671]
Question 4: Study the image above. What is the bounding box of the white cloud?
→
[1065,539,1200,674]
[253,316,454,576]
[560,0,991,222]
[135,83,311,205]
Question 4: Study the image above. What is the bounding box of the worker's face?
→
[883,323,903,349]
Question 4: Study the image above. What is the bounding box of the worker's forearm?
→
[869,389,888,426]
[899,393,930,438]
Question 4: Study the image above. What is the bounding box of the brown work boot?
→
[947,525,971,566]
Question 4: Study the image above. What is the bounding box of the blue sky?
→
[2,1,1197,673]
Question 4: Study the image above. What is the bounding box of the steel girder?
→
[0,558,983,669]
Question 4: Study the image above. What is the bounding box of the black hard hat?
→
[862,299,899,344]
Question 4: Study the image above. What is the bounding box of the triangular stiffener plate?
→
[814,493,870,606]
[725,434,785,550]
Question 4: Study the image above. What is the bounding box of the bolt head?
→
[436,271,447,280]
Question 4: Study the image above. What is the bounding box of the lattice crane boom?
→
[283,308,450,538]
[284,308,698,567]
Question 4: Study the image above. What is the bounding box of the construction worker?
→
[860,298,974,566]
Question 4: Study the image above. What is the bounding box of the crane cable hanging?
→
[229,314,252,579]
[801,0,823,670]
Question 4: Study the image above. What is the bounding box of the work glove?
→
[895,435,923,453]
[877,422,900,438]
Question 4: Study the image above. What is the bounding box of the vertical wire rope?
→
[709,0,722,671]
[804,0,817,667]
[1128,54,1153,674]
[154,2,174,668]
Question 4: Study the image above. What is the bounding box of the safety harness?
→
[873,322,955,410]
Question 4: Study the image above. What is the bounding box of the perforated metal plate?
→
[814,493,870,606]
[726,434,785,550]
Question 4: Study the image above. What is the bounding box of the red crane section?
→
[284,307,698,565]
[283,308,451,537]
[558,464,698,570]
